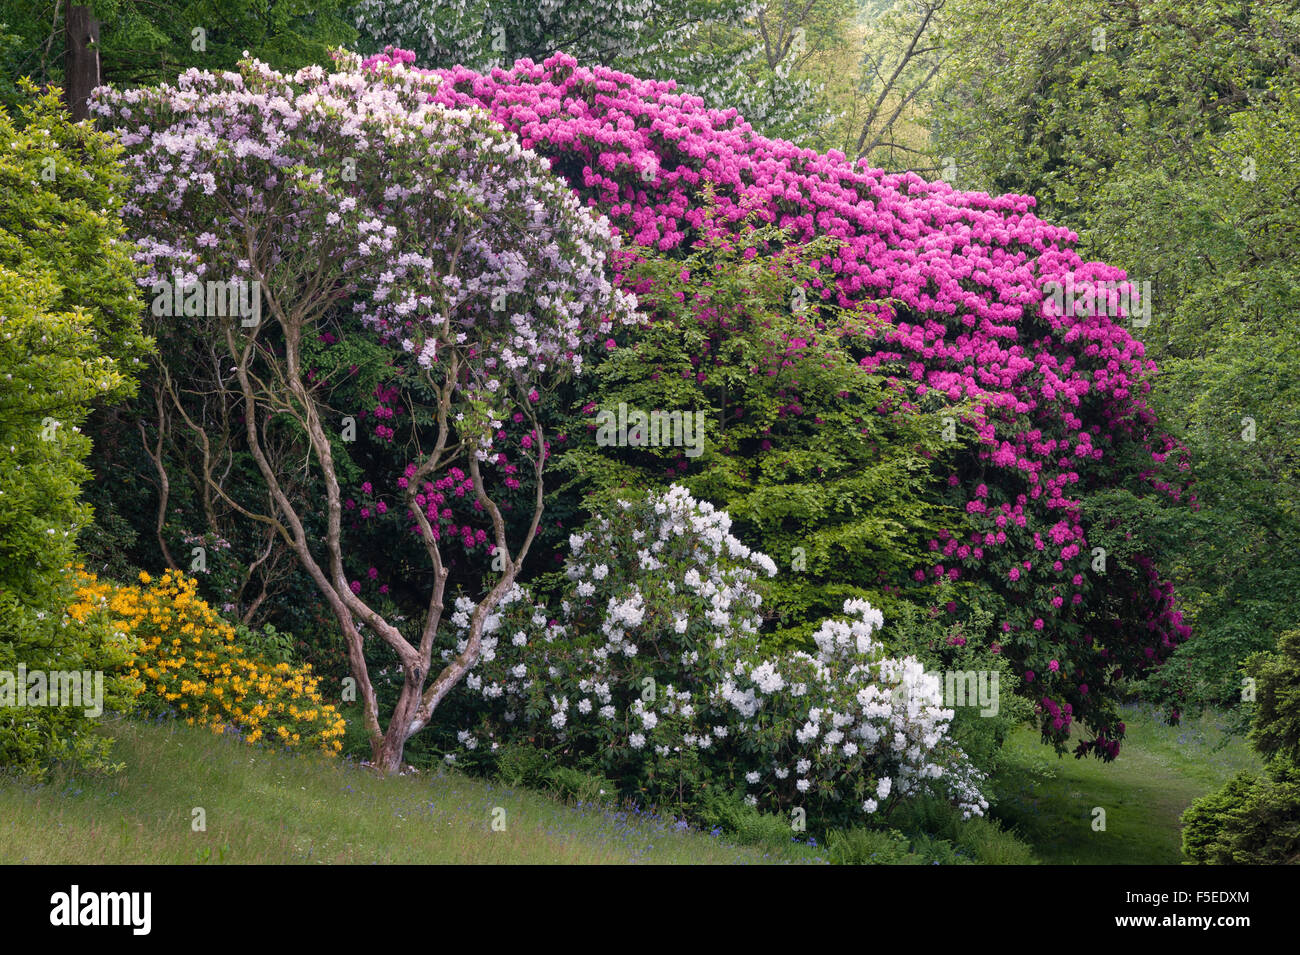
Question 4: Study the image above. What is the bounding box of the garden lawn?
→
[993,704,1261,864]
[1,706,1259,865]
[0,718,823,865]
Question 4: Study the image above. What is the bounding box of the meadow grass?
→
[1,705,1259,865]
[991,704,1261,864]
[0,717,824,865]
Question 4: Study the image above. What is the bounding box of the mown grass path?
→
[994,705,1260,864]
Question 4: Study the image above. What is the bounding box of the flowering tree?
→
[92,54,636,772]
[363,48,1191,758]
[444,485,986,825]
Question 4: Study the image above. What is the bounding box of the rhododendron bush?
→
[438,485,986,824]
[91,55,636,772]
[359,48,1191,759]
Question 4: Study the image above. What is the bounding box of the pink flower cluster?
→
[392,464,486,551]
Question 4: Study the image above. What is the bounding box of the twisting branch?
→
[138,383,177,570]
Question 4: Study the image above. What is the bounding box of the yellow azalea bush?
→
[67,567,346,754]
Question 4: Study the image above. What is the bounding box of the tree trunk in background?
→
[64,5,100,122]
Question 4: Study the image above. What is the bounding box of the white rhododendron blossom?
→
[442,485,986,823]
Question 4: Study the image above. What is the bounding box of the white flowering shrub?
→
[440,484,987,825]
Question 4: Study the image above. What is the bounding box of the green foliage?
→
[933,0,1297,218]
[0,81,146,362]
[76,503,142,582]
[954,816,1038,865]
[825,826,915,864]
[1245,629,1300,766]
[1181,763,1300,865]
[824,815,1036,865]
[231,621,298,666]
[490,744,617,804]
[0,1,356,111]
[820,0,945,167]
[351,0,860,147]
[1120,78,1300,715]
[886,792,1038,864]
[558,211,965,649]
[689,787,797,849]
[1140,613,1272,728]
[881,599,1032,779]
[491,740,552,788]
[0,82,147,776]
[542,765,618,804]
[0,575,137,778]
[933,0,1300,721]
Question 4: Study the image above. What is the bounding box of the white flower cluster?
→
[447,485,985,822]
[724,600,988,819]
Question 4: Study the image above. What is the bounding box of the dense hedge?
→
[0,84,149,776]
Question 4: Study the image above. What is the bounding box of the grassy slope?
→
[1,704,1258,865]
[993,704,1261,864]
[0,719,823,865]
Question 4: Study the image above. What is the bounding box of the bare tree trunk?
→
[140,387,178,570]
[209,225,550,775]
[64,5,99,122]
[374,679,423,773]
